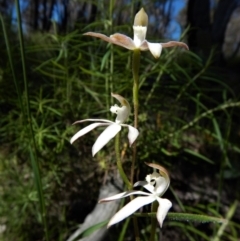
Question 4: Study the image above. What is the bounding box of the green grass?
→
[0,1,240,240]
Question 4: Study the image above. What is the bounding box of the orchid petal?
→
[145,42,162,59]
[72,119,114,125]
[110,33,136,50]
[139,40,149,51]
[108,196,155,228]
[70,123,110,144]
[122,125,139,146]
[143,183,155,193]
[84,32,137,50]
[133,181,148,187]
[84,32,136,50]
[99,190,150,203]
[161,41,189,50]
[83,32,114,44]
[92,123,121,156]
[156,198,172,228]
[133,181,155,193]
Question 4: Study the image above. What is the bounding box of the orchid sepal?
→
[156,197,172,228]
[70,122,110,144]
[99,190,151,203]
[107,196,155,228]
[121,124,139,146]
[92,123,121,156]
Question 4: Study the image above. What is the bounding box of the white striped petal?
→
[92,123,121,156]
[70,123,109,144]
[108,196,156,228]
[99,190,150,203]
[156,198,172,228]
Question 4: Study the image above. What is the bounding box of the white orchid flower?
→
[99,163,172,228]
[70,93,139,157]
[83,8,188,59]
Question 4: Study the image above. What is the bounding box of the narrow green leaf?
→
[184,148,214,164]
[118,216,130,241]
[134,212,226,224]
[101,50,111,71]
[80,66,107,78]
[167,212,226,223]
[212,200,238,241]
[77,220,109,239]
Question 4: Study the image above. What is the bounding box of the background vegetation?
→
[0,0,240,240]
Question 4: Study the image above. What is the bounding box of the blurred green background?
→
[0,0,240,240]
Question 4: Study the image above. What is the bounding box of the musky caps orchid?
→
[83,8,188,58]
[70,93,139,157]
[99,163,172,228]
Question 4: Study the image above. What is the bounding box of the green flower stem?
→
[131,49,140,185]
[114,112,140,241]
[131,49,141,241]
[132,49,140,128]
[132,217,140,241]
[109,0,114,106]
[115,133,131,188]
[115,134,139,241]
[149,201,158,241]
